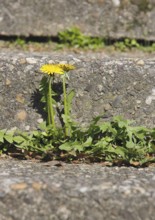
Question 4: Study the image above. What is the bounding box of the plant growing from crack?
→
[0,62,155,166]
[58,63,75,137]
[39,63,75,137]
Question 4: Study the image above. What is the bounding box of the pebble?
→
[5,78,11,86]
[112,0,120,7]
[25,125,30,131]
[37,118,44,123]
[136,60,145,65]
[15,110,27,121]
[26,57,38,64]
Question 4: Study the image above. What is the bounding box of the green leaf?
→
[0,129,6,143]
[114,147,126,158]
[72,143,84,152]
[99,122,117,136]
[99,122,110,132]
[59,142,73,151]
[95,138,109,149]
[38,121,47,130]
[91,116,102,125]
[113,115,133,127]
[82,137,92,147]
[4,135,13,144]
[13,136,27,144]
[61,114,73,126]
[59,141,84,152]
[31,130,40,137]
[87,116,101,135]
[105,145,116,153]
[4,131,14,144]
[126,141,135,149]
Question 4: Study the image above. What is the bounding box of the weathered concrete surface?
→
[0,51,155,130]
[0,159,155,220]
[0,0,155,40]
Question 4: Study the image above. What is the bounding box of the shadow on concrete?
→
[30,81,65,127]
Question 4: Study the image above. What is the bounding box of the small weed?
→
[114,39,140,51]
[113,38,155,52]
[1,115,155,166]
[13,38,26,48]
[57,28,155,53]
[0,63,155,166]
[58,27,104,49]
[1,29,155,53]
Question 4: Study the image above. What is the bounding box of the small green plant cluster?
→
[4,29,155,53]
[57,28,155,52]
[58,27,104,49]
[1,115,155,165]
[114,39,140,51]
[114,38,155,52]
[140,43,155,53]
[13,38,26,48]
[0,63,155,166]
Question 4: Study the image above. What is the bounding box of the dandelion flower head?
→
[58,63,75,72]
[40,64,64,75]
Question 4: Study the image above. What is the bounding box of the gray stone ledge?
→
[0,0,155,40]
[0,159,155,220]
[0,51,155,130]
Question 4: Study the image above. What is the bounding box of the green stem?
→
[63,75,69,137]
[48,76,56,131]
[47,101,51,125]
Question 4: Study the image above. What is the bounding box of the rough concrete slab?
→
[0,49,155,220]
[0,0,155,40]
[0,159,155,220]
[0,51,155,130]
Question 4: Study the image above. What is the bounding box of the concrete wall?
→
[0,0,155,40]
[0,52,155,130]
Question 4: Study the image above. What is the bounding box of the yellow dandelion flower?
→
[58,63,75,72]
[40,64,64,75]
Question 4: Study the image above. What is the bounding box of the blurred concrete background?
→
[0,0,155,40]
